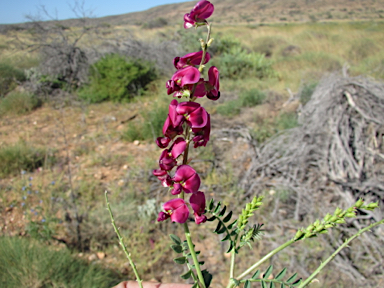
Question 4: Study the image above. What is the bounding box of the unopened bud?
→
[200,39,205,48]
[354,198,364,208]
[367,202,379,210]
[304,231,313,238]
[334,207,342,215]
[335,219,345,224]
[295,229,304,240]
[345,212,356,218]
[307,224,315,231]
[313,220,320,227]
[330,216,339,222]
[325,224,334,229]
[315,225,325,232]
[324,213,332,222]
[207,38,214,47]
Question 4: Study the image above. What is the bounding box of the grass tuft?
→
[0,141,55,177]
[0,237,121,288]
[0,91,41,115]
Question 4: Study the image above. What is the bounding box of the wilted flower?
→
[184,0,214,29]
[205,66,220,100]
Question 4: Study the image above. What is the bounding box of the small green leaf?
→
[208,199,214,211]
[191,283,198,288]
[228,220,238,229]
[217,226,227,234]
[269,282,275,288]
[222,234,231,241]
[226,242,234,253]
[170,244,183,253]
[214,221,223,233]
[180,270,192,280]
[280,284,284,288]
[214,202,222,213]
[292,279,302,286]
[244,280,251,288]
[223,211,233,223]
[261,280,267,288]
[219,205,227,216]
[169,234,181,245]
[275,268,287,280]
[251,270,260,280]
[207,216,216,222]
[202,269,213,287]
[263,265,273,279]
[173,256,187,264]
[286,273,297,284]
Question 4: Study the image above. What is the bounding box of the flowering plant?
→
[106,1,384,288]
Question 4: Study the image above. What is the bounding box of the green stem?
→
[235,239,296,282]
[229,249,236,279]
[105,191,143,288]
[184,222,207,288]
[298,219,384,288]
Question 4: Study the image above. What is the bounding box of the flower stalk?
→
[105,191,143,288]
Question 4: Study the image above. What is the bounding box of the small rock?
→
[133,140,140,146]
[88,254,97,261]
[97,252,106,259]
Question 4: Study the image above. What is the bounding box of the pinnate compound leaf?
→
[286,273,297,284]
[202,270,213,288]
[180,270,192,280]
[170,234,181,245]
[244,280,251,288]
[170,244,183,253]
[251,270,260,280]
[275,268,287,280]
[173,256,187,264]
[263,265,273,279]
[223,211,233,223]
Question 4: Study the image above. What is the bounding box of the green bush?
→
[0,62,26,96]
[0,91,41,115]
[211,47,276,79]
[142,17,168,29]
[0,237,121,288]
[240,88,267,107]
[79,54,157,103]
[216,88,266,117]
[0,141,55,177]
[122,102,168,142]
[299,81,318,105]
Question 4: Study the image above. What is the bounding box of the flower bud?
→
[207,38,214,47]
[294,229,304,240]
[345,212,356,218]
[354,198,364,208]
[315,225,325,232]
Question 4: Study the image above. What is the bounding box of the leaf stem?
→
[184,222,207,288]
[105,191,143,288]
[298,219,384,288]
[236,239,296,281]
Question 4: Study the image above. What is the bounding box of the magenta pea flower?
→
[205,66,220,100]
[159,138,186,171]
[190,191,207,224]
[167,66,201,96]
[153,168,173,187]
[173,51,211,70]
[184,0,214,29]
[192,113,211,148]
[171,165,201,194]
[176,102,208,129]
[158,198,190,223]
